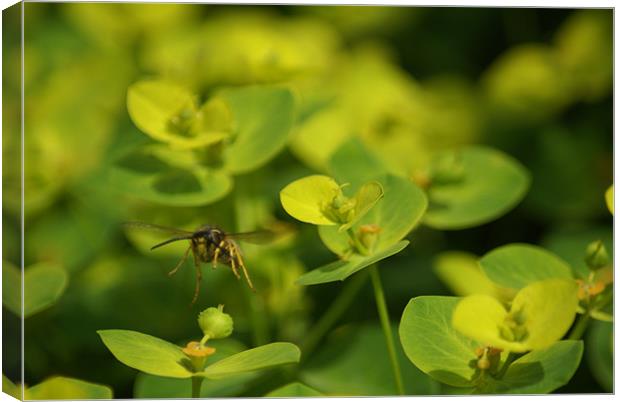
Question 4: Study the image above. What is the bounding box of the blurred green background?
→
[2,4,612,397]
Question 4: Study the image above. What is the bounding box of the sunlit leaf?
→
[433,251,507,299]
[134,339,259,398]
[97,330,193,378]
[399,296,480,387]
[319,174,427,256]
[3,261,68,318]
[127,80,229,149]
[296,241,408,286]
[423,146,529,230]
[25,377,113,400]
[279,175,341,225]
[200,342,300,379]
[452,279,578,353]
[221,86,295,174]
[479,243,573,289]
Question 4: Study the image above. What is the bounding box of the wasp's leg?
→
[212,240,226,270]
[230,244,254,291]
[227,243,241,279]
[191,253,203,305]
[168,246,191,277]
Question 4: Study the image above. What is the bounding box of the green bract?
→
[2,261,68,318]
[423,146,530,230]
[295,174,426,285]
[399,296,583,393]
[97,330,300,379]
[479,243,573,289]
[134,339,260,398]
[477,341,583,394]
[116,84,295,206]
[452,279,578,352]
[25,377,113,400]
[433,251,511,300]
[279,175,383,228]
[127,80,230,149]
[399,296,481,387]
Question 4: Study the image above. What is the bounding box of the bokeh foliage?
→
[2,4,612,397]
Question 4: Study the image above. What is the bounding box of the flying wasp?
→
[124,222,277,304]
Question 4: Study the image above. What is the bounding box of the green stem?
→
[568,312,591,340]
[497,352,518,378]
[346,228,368,256]
[191,376,204,398]
[369,265,405,395]
[301,270,368,359]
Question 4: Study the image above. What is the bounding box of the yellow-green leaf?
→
[280,175,341,225]
[605,185,613,214]
[25,377,113,400]
[511,279,578,351]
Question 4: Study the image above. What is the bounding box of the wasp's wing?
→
[226,230,282,245]
[123,221,193,235]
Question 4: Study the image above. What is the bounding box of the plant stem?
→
[568,312,591,340]
[497,352,518,378]
[369,265,405,395]
[301,270,368,359]
[191,376,204,398]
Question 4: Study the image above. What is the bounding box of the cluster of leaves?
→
[3,4,612,399]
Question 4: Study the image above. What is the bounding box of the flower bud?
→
[585,240,609,271]
[359,224,381,251]
[198,305,233,340]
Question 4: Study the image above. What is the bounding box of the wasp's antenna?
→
[150,235,193,250]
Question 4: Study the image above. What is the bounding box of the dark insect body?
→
[125,222,273,304]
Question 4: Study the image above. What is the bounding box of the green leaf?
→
[279,175,341,225]
[111,145,232,206]
[134,339,260,398]
[328,137,390,191]
[319,174,427,257]
[399,296,481,387]
[338,181,384,231]
[479,243,573,289]
[296,240,409,286]
[127,80,229,149]
[423,146,530,230]
[433,251,510,299]
[265,382,324,397]
[3,261,69,318]
[25,377,113,400]
[3,375,20,400]
[605,185,613,214]
[2,260,21,316]
[302,324,438,395]
[221,86,295,174]
[452,279,578,353]
[480,341,583,394]
[97,330,193,378]
[200,342,300,379]
[586,321,612,391]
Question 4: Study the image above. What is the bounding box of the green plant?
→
[399,237,613,394]
[98,305,300,397]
